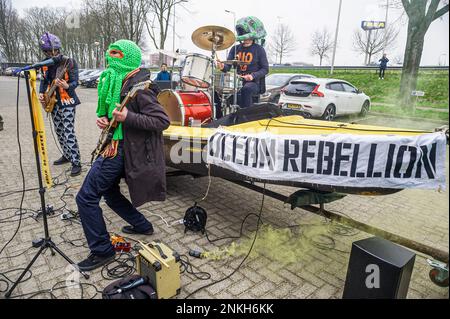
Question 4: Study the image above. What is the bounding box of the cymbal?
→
[221,60,250,65]
[157,49,186,60]
[192,25,236,51]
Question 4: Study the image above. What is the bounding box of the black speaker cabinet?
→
[343,237,416,299]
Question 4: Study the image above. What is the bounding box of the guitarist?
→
[38,32,82,177]
[76,40,170,271]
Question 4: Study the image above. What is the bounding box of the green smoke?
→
[203,222,354,264]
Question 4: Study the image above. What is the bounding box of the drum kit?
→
[157,25,249,127]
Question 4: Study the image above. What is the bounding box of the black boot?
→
[122,225,154,236]
[54,156,70,166]
[71,164,82,177]
[77,252,116,272]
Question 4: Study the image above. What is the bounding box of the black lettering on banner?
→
[334,143,351,177]
[302,141,316,174]
[226,134,236,162]
[350,144,360,178]
[208,134,218,157]
[260,138,276,171]
[234,136,245,165]
[221,134,230,161]
[385,144,396,178]
[232,135,237,163]
[323,142,335,175]
[283,140,300,172]
[258,138,270,169]
[420,144,436,179]
[403,146,417,178]
[429,143,437,172]
[217,133,225,160]
[252,138,259,168]
[317,141,324,174]
[244,138,250,166]
[394,145,408,178]
[367,144,377,178]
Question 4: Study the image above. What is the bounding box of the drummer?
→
[216,16,269,109]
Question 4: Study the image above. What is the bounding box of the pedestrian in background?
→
[379,53,389,80]
[156,63,171,82]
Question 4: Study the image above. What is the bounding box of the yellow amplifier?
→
[136,241,181,299]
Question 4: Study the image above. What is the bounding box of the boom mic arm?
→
[14,56,63,74]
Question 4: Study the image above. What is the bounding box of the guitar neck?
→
[47,62,69,95]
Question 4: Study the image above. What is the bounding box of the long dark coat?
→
[121,69,170,207]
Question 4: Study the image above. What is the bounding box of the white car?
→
[279,78,371,120]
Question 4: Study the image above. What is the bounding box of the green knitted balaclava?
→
[97,39,142,140]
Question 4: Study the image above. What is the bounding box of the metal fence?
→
[270,65,449,71]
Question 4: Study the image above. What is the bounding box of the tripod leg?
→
[49,242,90,279]
[5,245,46,298]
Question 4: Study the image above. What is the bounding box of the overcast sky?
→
[12,0,450,66]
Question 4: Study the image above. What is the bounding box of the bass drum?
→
[158,90,213,127]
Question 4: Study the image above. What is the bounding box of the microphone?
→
[15,58,57,74]
[115,277,146,294]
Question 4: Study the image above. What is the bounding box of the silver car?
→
[260,73,316,104]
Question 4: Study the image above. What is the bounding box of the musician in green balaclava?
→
[76,40,171,272]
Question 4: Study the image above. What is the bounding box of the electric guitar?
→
[42,58,70,113]
[90,80,153,163]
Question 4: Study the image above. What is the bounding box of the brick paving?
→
[0,76,448,299]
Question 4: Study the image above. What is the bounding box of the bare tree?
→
[397,0,449,108]
[353,26,399,65]
[1,0,151,66]
[145,0,187,51]
[0,0,20,62]
[269,23,297,64]
[310,28,334,66]
[114,0,151,45]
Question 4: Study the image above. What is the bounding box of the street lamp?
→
[330,0,343,75]
[382,0,390,55]
[94,41,100,69]
[225,9,237,57]
[225,9,238,106]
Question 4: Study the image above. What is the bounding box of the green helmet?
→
[235,16,267,46]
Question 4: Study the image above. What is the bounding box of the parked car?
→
[4,67,20,76]
[80,69,103,88]
[279,78,371,121]
[78,69,97,83]
[260,73,316,104]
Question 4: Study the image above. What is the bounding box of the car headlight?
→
[261,92,272,98]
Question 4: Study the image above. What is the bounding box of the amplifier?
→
[136,241,181,299]
[343,237,416,299]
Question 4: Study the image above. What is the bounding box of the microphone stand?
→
[5,70,89,298]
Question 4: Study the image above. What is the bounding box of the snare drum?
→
[214,72,233,93]
[158,90,213,126]
[214,72,243,94]
[181,54,212,89]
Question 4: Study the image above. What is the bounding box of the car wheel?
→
[360,100,370,117]
[271,94,280,104]
[321,105,336,121]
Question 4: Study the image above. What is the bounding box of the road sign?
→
[361,21,386,31]
[411,91,425,97]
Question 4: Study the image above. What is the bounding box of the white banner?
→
[206,129,447,190]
